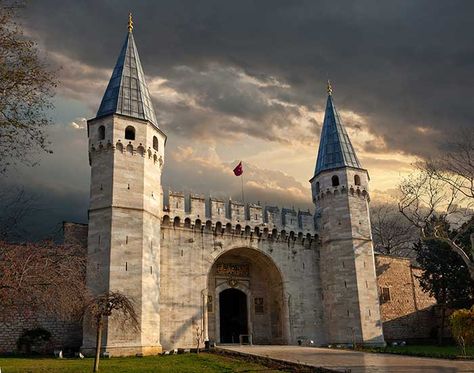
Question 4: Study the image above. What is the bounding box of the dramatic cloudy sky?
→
[3,1,473,239]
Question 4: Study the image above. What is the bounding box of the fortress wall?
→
[375,255,437,342]
[247,204,263,225]
[210,198,226,220]
[189,195,206,221]
[159,217,325,349]
[299,212,314,232]
[163,191,315,235]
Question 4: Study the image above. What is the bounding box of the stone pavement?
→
[218,345,474,373]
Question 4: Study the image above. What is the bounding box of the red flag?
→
[233,161,243,176]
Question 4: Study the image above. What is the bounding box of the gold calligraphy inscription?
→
[216,263,249,277]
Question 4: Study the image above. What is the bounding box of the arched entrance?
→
[219,288,248,343]
[207,247,288,344]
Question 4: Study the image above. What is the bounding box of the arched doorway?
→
[207,247,288,344]
[219,288,248,343]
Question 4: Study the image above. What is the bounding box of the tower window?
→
[332,175,340,187]
[125,126,135,140]
[315,182,320,194]
[153,136,158,151]
[98,125,105,140]
[380,287,391,303]
[354,175,361,186]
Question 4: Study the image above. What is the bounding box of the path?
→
[219,345,474,373]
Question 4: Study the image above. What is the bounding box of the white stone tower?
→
[310,82,385,346]
[82,15,166,356]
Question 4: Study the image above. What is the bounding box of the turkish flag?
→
[233,161,243,176]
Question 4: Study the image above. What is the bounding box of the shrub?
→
[450,306,474,356]
[16,327,52,354]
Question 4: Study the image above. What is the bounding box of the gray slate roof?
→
[96,31,158,126]
[314,93,361,176]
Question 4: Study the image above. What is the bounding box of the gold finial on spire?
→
[128,12,133,32]
[327,79,333,96]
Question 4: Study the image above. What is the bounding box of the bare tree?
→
[0,1,57,173]
[0,240,86,322]
[83,291,139,372]
[399,131,474,281]
[193,319,204,354]
[0,186,37,240]
[371,203,418,256]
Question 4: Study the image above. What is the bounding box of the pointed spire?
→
[96,16,158,126]
[314,82,361,176]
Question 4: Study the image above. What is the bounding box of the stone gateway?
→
[82,20,385,356]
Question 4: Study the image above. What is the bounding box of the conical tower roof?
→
[96,21,158,126]
[314,83,361,176]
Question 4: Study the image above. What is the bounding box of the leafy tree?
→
[0,1,57,173]
[413,231,474,344]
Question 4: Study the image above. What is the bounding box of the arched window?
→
[98,125,105,140]
[315,181,320,194]
[354,175,361,186]
[153,136,158,151]
[173,217,180,227]
[125,126,135,140]
[332,175,340,187]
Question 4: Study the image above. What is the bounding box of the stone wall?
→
[0,314,82,355]
[163,190,315,234]
[159,219,324,349]
[0,223,441,354]
[375,255,437,342]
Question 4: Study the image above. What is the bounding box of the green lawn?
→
[361,344,474,359]
[0,353,284,373]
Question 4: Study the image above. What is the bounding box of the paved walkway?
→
[219,345,474,373]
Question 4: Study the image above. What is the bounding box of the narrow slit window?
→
[98,125,105,140]
[354,175,361,186]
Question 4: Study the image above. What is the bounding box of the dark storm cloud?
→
[22,0,474,157]
[151,64,303,143]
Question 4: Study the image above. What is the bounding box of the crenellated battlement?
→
[163,190,316,236]
[161,213,319,246]
[89,140,164,167]
[314,184,370,202]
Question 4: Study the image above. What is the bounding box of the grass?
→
[0,353,284,373]
[359,344,474,359]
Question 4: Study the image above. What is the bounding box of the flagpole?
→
[241,161,245,203]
